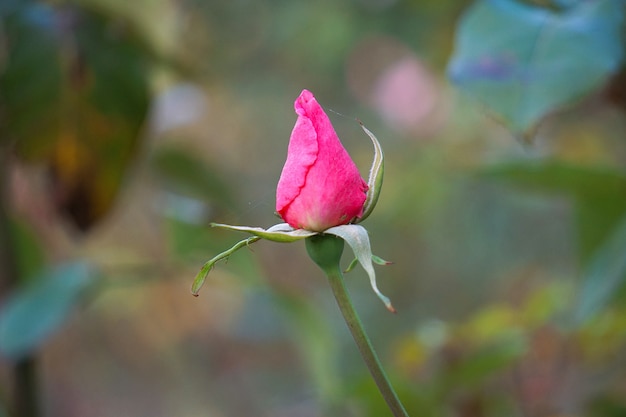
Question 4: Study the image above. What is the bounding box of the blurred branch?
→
[0,146,39,417]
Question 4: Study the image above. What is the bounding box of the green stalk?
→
[306,235,409,417]
[326,267,409,417]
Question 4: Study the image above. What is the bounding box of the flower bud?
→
[276,90,368,232]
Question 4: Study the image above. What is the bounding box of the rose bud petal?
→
[276,90,368,232]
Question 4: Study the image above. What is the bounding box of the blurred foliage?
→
[1,1,152,230]
[1,0,626,416]
[482,161,626,261]
[572,214,626,326]
[150,144,236,212]
[7,219,45,284]
[448,0,624,136]
[0,262,98,360]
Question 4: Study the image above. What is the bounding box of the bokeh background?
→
[1,0,626,416]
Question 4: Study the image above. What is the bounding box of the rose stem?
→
[325,266,409,417]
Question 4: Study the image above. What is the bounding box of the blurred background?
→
[1,0,626,416]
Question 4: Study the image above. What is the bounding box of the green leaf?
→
[572,214,626,326]
[276,293,341,404]
[446,333,527,387]
[448,0,625,134]
[150,145,235,207]
[345,257,360,273]
[482,161,626,261]
[0,4,62,146]
[2,6,152,229]
[191,223,318,295]
[191,236,261,296]
[9,217,46,283]
[356,122,384,224]
[211,222,317,243]
[0,261,98,360]
[77,11,151,122]
[324,224,395,312]
[345,255,392,273]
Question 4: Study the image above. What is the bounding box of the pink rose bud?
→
[276,90,368,232]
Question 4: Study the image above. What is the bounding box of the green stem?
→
[305,234,408,416]
[326,266,409,417]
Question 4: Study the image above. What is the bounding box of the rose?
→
[275,89,369,232]
[193,91,407,416]
[193,89,391,311]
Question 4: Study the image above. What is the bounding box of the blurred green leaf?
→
[0,3,62,147]
[150,145,235,208]
[0,262,98,360]
[167,218,216,260]
[351,372,434,417]
[9,217,46,283]
[448,0,624,134]
[572,214,626,326]
[482,161,626,260]
[521,281,570,326]
[276,293,341,407]
[589,395,626,417]
[1,5,152,229]
[47,10,151,229]
[446,333,527,387]
[77,11,151,122]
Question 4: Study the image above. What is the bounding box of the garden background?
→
[1,0,626,416]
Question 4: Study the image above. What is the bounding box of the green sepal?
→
[345,257,359,273]
[191,236,261,296]
[192,223,317,295]
[325,225,395,313]
[305,234,345,272]
[356,123,384,224]
[345,255,392,273]
[211,222,317,242]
